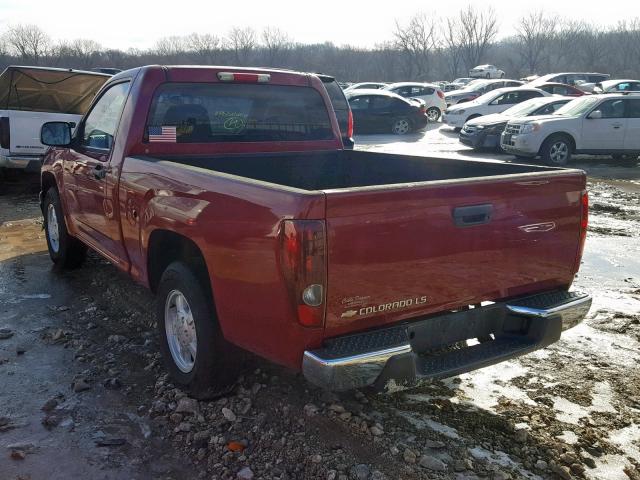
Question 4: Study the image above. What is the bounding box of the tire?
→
[43,188,87,269]
[391,117,412,135]
[540,134,572,166]
[486,73,490,79]
[466,114,482,124]
[612,154,639,167]
[500,72,505,79]
[157,261,243,399]
[426,107,441,122]
[454,127,462,133]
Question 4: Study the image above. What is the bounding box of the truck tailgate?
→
[324,171,586,338]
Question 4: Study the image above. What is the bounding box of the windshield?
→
[502,99,550,117]
[553,96,600,116]
[146,83,334,143]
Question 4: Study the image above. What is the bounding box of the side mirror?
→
[41,122,72,147]
[588,110,603,120]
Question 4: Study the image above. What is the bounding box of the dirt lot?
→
[1,124,639,480]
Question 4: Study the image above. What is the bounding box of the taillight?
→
[437,90,445,99]
[279,220,326,327]
[347,109,354,139]
[0,117,9,149]
[574,190,588,272]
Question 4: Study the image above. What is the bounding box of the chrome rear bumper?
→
[303,290,591,391]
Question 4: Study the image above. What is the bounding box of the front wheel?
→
[43,188,87,269]
[486,73,491,79]
[391,117,412,135]
[157,261,243,399]
[540,135,572,166]
[426,107,441,122]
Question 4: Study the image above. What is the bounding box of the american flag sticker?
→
[148,126,177,143]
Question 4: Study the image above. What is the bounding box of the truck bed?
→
[147,150,565,191]
[141,151,585,341]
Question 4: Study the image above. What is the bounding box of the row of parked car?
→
[341,71,640,166]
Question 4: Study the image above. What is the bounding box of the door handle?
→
[452,204,493,227]
[92,164,108,180]
[613,123,623,129]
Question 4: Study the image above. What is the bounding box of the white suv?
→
[383,82,447,121]
[500,94,640,166]
[443,87,549,131]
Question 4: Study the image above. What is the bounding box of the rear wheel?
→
[391,117,412,135]
[540,134,572,166]
[157,261,243,399]
[43,188,87,269]
[426,107,441,122]
[612,154,639,167]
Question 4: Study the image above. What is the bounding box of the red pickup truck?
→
[39,66,591,398]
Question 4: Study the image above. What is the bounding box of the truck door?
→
[62,81,131,267]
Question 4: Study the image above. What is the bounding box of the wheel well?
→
[466,114,482,123]
[40,172,57,210]
[147,230,210,296]
[541,132,576,154]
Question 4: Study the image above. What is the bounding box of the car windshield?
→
[553,96,601,116]
[464,80,490,91]
[502,99,549,117]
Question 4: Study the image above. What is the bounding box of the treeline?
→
[1,8,639,82]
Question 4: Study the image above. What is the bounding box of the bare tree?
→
[454,6,499,71]
[393,13,440,80]
[5,24,50,64]
[516,11,557,75]
[227,27,256,65]
[154,36,187,62]
[442,17,464,79]
[186,33,220,63]
[262,27,293,66]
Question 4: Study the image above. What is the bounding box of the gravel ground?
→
[1,125,639,480]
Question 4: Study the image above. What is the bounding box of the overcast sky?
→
[0,0,632,50]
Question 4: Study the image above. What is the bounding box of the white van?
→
[0,66,110,171]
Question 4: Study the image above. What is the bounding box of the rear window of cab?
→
[145,83,334,143]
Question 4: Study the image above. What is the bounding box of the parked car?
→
[501,94,640,166]
[445,79,524,106]
[0,66,110,171]
[39,65,591,395]
[344,82,387,92]
[529,73,610,92]
[469,65,505,79]
[593,79,640,94]
[451,77,474,88]
[92,67,122,75]
[443,87,549,131]
[460,96,572,150]
[383,82,446,121]
[347,89,429,134]
[535,82,586,97]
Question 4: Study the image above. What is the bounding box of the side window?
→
[625,99,640,118]
[616,83,631,91]
[349,96,370,110]
[81,82,130,150]
[595,99,625,118]
[370,96,393,109]
[393,87,411,97]
[491,93,507,105]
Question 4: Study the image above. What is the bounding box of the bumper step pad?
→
[304,289,592,391]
